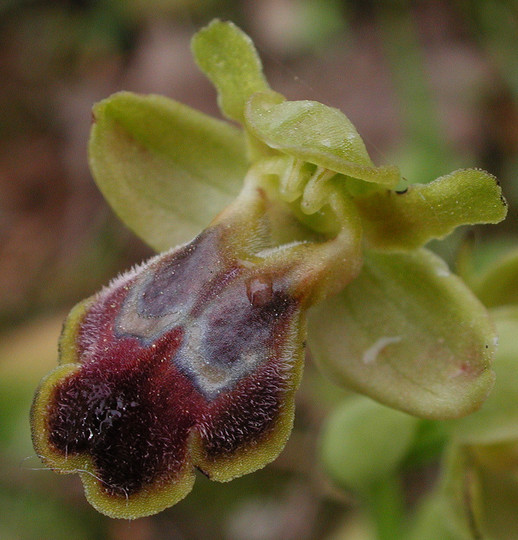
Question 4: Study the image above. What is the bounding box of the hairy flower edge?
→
[30,212,315,518]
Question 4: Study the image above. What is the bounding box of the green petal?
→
[308,248,496,419]
[191,20,271,123]
[89,91,247,252]
[355,168,507,251]
[320,396,419,492]
[245,92,400,187]
[451,306,518,444]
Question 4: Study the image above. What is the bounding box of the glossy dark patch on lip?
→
[137,230,223,319]
[41,225,303,502]
[202,284,294,368]
[46,327,206,498]
[198,295,299,457]
[171,275,297,401]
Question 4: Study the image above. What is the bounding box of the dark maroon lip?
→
[43,226,302,499]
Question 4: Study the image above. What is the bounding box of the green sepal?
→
[245,92,400,187]
[355,168,507,251]
[320,396,419,492]
[308,248,496,419]
[191,20,272,123]
[89,91,247,252]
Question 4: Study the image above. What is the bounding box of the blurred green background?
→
[1,1,517,538]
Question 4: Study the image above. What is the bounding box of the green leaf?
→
[308,248,496,419]
[89,91,247,252]
[191,20,271,123]
[245,92,400,187]
[355,168,507,251]
[320,396,419,492]
[456,237,517,288]
[451,306,518,444]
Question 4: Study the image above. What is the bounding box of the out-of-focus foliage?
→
[1,0,517,538]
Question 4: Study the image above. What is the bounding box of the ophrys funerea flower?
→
[31,20,507,518]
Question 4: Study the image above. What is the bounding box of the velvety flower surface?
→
[31,19,507,518]
[32,223,308,517]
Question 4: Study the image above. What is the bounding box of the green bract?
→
[460,243,518,308]
[452,306,518,444]
[89,19,506,420]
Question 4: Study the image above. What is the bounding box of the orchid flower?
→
[31,20,506,519]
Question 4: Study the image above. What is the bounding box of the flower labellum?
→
[32,228,304,517]
[31,19,507,518]
[32,182,361,518]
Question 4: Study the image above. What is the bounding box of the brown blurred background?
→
[1,1,517,539]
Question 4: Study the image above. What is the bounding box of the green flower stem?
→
[366,475,405,540]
